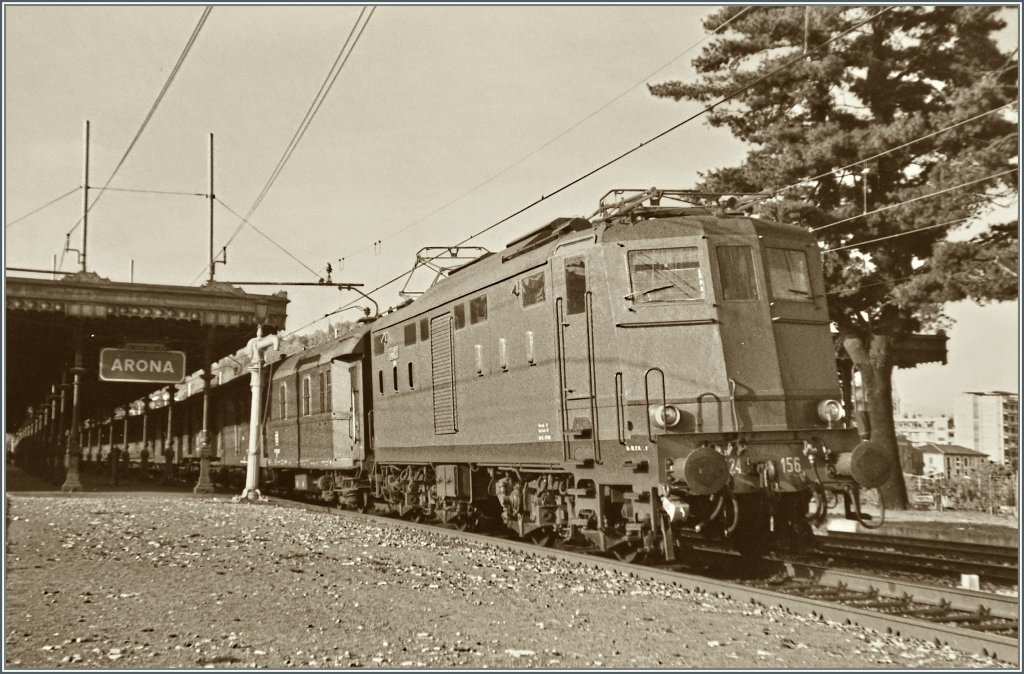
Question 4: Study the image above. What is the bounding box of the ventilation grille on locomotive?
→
[430,315,458,434]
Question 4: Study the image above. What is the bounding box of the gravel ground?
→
[3,486,1013,669]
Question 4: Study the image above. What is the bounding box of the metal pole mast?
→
[82,120,90,272]
[208,133,215,284]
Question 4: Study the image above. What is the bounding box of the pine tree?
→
[651,6,1018,508]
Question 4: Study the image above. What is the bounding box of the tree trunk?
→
[841,332,910,510]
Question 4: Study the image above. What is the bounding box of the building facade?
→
[894,415,955,445]
[954,391,1019,467]
[917,443,989,478]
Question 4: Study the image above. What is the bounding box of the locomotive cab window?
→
[766,248,812,301]
[521,270,546,307]
[564,256,587,315]
[716,245,758,301]
[373,334,386,355]
[419,318,429,341]
[404,323,417,346]
[627,247,703,303]
[454,304,466,329]
[470,295,487,324]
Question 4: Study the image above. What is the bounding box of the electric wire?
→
[200,6,375,286]
[823,216,972,253]
[295,6,899,333]
[98,186,208,197]
[5,187,80,229]
[445,6,894,249]
[213,197,324,279]
[63,5,213,240]
[811,168,1017,232]
[770,101,1018,197]
[337,5,755,261]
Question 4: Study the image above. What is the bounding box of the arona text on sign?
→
[99,348,186,384]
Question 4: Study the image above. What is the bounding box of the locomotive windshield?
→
[766,248,812,301]
[626,247,704,303]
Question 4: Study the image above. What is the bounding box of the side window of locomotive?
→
[716,245,759,301]
[521,270,546,308]
[766,248,812,301]
[564,256,587,315]
[373,333,386,355]
[454,304,466,329]
[404,323,417,346]
[419,318,429,341]
[470,295,487,324]
[626,247,703,303]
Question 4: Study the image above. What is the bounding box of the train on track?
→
[19,188,894,560]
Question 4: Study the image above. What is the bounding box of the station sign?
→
[99,348,186,384]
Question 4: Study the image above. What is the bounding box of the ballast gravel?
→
[4,491,1012,669]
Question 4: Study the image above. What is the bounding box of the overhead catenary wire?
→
[63,5,213,240]
[198,6,375,286]
[770,101,1018,198]
[446,6,894,249]
[811,168,1017,232]
[96,186,208,197]
[336,5,755,261]
[213,198,325,279]
[823,216,972,253]
[5,187,80,229]
[300,6,899,333]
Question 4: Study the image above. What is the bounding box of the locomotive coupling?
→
[833,440,894,489]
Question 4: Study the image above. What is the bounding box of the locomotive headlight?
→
[651,404,681,428]
[817,399,845,423]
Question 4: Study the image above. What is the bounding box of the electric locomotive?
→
[357,187,891,558]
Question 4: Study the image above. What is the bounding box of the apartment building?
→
[954,391,1020,467]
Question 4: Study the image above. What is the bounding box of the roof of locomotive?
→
[372,207,815,332]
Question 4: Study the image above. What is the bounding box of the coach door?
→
[553,253,597,462]
[331,360,364,464]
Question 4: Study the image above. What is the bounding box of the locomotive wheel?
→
[610,541,646,564]
[529,526,556,548]
[454,513,479,532]
[406,507,426,523]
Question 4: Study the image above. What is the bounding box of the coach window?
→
[470,295,488,324]
[454,303,466,329]
[626,247,703,304]
[279,383,288,419]
[716,245,758,300]
[766,248,812,301]
[419,318,429,341]
[319,371,331,412]
[404,323,417,346]
[302,376,312,416]
[522,270,546,307]
[564,256,587,315]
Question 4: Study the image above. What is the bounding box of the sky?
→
[3,3,1020,418]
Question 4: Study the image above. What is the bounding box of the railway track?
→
[811,531,1019,584]
[262,496,1019,665]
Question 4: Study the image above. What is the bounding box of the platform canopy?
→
[5,271,289,428]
